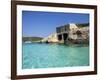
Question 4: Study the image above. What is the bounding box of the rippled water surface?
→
[22,43,89,69]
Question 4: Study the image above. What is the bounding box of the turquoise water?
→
[22,43,89,69]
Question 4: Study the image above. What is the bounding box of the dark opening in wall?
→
[58,34,62,41]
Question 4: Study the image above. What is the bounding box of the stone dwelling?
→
[56,23,89,44]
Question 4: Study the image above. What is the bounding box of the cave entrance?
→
[63,33,68,41]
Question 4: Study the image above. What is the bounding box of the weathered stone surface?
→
[68,25,89,44]
[41,33,59,43]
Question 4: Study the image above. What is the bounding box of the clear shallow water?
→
[22,43,89,69]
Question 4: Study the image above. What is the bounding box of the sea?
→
[22,43,89,69]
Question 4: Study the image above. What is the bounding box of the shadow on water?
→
[23,42,89,48]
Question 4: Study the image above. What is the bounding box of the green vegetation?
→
[22,37,43,42]
[76,23,89,28]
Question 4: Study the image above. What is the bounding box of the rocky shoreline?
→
[40,23,89,45]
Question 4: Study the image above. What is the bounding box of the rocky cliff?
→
[41,23,89,44]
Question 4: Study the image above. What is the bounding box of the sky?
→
[22,11,89,38]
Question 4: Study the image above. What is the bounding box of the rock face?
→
[41,33,59,43]
[68,26,89,44]
[41,23,89,44]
